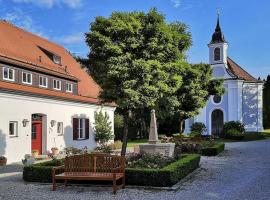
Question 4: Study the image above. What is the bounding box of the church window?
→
[213,95,222,104]
[214,47,221,61]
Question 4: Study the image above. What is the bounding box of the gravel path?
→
[1,139,270,200]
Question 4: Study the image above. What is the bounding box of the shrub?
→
[126,154,200,186]
[225,129,244,139]
[222,121,245,137]
[189,131,201,138]
[201,143,225,156]
[94,146,112,153]
[190,122,207,135]
[109,140,122,150]
[94,110,114,145]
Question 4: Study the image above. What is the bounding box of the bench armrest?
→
[111,166,125,173]
[52,165,65,176]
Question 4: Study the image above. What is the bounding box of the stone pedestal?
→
[139,143,175,157]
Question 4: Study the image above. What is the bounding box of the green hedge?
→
[126,154,200,186]
[23,154,200,187]
[201,143,225,156]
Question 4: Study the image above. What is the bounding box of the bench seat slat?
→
[55,172,124,180]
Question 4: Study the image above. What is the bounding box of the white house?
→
[0,20,116,163]
[185,16,263,135]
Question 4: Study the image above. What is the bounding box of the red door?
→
[32,121,42,154]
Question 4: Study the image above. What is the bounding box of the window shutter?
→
[85,118,89,139]
[73,118,79,140]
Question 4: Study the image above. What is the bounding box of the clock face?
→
[213,67,225,77]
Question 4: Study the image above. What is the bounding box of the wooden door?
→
[31,121,42,154]
[211,109,224,136]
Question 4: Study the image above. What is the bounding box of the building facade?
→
[0,21,115,163]
[185,17,263,135]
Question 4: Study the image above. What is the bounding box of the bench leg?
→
[52,178,56,191]
[122,176,125,189]
[113,177,117,194]
[64,179,68,187]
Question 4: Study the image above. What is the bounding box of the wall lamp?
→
[50,120,56,127]
[22,119,30,127]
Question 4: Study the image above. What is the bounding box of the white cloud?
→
[171,0,181,8]
[12,0,82,9]
[2,8,48,38]
[58,33,85,45]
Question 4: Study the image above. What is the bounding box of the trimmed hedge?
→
[23,154,200,187]
[201,143,225,156]
[126,154,200,186]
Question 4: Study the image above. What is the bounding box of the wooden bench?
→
[52,153,126,194]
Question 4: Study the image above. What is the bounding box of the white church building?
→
[185,17,263,135]
[0,20,115,163]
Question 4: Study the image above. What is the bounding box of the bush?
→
[126,154,200,186]
[225,129,244,139]
[201,143,225,156]
[23,154,201,187]
[94,110,114,145]
[109,140,122,150]
[222,121,245,137]
[190,122,207,135]
[189,131,201,138]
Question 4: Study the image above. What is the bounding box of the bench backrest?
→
[64,153,125,173]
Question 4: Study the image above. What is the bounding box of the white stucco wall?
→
[0,91,115,164]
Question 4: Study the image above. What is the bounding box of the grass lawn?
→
[216,131,270,143]
[127,138,148,147]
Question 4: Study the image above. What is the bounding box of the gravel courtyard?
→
[0,139,270,200]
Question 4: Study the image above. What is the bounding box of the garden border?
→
[201,143,225,156]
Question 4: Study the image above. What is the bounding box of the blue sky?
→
[0,0,269,79]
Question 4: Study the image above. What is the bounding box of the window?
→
[53,55,61,65]
[53,79,61,90]
[39,76,48,88]
[213,95,222,104]
[214,47,221,61]
[3,67,15,81]
[57,122,63,135]
[78,118,86,139]
[9,121,18,137]
[73,118,89,140]
[66,83,73,93]
[31,124,37,139]
[22,72,32,85]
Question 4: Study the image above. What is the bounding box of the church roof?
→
[227,57,261,82]
[210,16,227,44]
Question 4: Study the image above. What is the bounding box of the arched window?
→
[214,47,221,61]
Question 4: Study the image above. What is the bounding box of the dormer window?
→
[22,72,32,85]
[53,79,61,90]
[3,67,15,81]
[66,82,73,93]
[214,47,221,61]
[53,55,61,65]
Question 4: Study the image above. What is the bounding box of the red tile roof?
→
[227,57,261,82]
[0,20,115,106]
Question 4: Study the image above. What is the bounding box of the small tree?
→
[94,110,114,146]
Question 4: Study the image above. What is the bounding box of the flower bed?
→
[23,154,200,187]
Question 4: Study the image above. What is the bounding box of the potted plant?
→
[51,147,59,155]
[0,156,7,166]
[32,150,39,158]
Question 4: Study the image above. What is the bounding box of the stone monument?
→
[139,110,175,157]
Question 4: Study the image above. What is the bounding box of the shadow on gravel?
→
[0,164,23,174]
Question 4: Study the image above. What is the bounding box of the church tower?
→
[208,15,228,66]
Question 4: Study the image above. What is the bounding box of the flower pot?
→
[32,151,39,158]
[51,149,59,155]
[0,158,7,166]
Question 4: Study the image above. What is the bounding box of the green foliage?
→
[126,154,200,186]
[222,121,245,137]
[94,145,112,153]
[225,129,244,139]
[190,122,207,135]
[114,113,124,140]
[127,153,176,169]
[94,110,114,145]
[201,143,225,156]
[263,75,270,128]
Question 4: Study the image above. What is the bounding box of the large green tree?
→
[263,75,270,128]
[157,63,224,134]
[85,8,191,155]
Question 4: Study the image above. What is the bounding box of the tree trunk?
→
[121,111,131,156]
